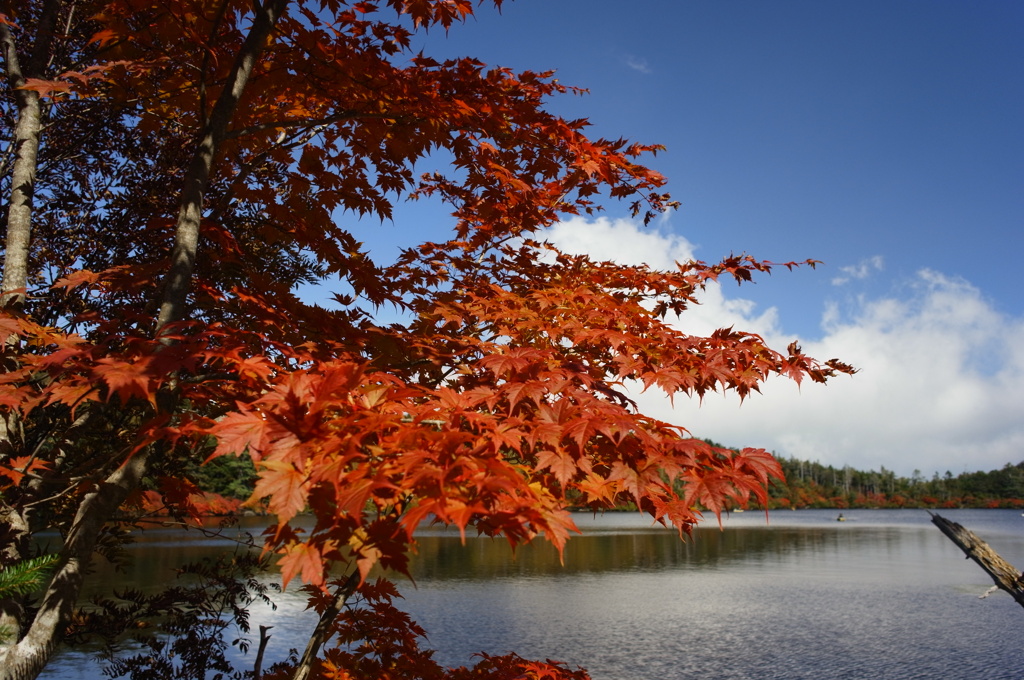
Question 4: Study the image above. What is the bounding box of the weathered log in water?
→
[930,512,1024,609]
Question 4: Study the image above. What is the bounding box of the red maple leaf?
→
[536,447,577,486]
[278,541,324,590]
[209,407,269,459]
[92,357,156,404]
[253,460,308,523]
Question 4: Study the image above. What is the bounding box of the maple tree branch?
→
[179,372,238,384]
[290,570,360,680]
[21,407,104,506]
[198,0,233,129]
[224,111,406,140]
[0,138,13,180]
[156,0,291,337]
[208,126,319,221]
[51,0,76,72]
[18,482,81,510]
[34,100,133,178]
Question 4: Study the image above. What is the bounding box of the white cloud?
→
[831,255,884,285]
[544,217,1024,477]
[624,55,652,74]
[546,215,694,268]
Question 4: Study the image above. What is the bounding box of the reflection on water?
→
[411,525,882,580]
[42,510,1024,680]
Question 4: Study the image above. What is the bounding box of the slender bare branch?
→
[224,110,404,139]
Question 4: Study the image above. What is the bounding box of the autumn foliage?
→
[0,1,853,678]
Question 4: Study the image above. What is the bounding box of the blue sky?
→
[346,1,1024,477]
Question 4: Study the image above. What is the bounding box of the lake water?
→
[41,509,1024,679]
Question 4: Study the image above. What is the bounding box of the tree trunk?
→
[0,1,291,676]
[0,450,153,680]
[0,0,60,308]
[930,512,1024,609]
[0,0,63,659]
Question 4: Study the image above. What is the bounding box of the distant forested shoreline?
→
[763,454,1024,510]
